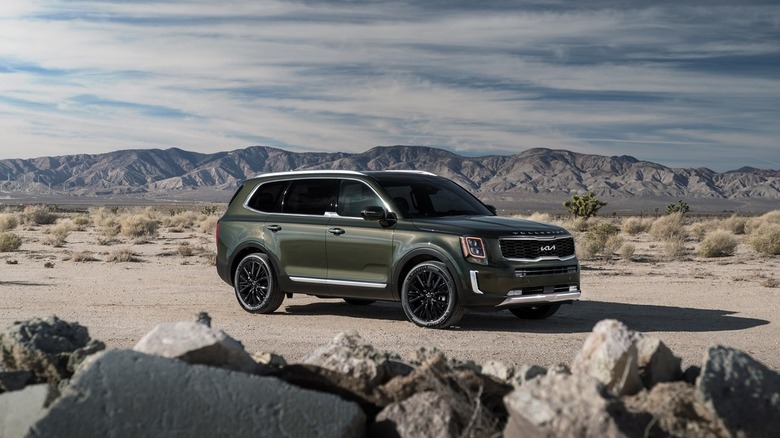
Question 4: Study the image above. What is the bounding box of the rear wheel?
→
[233,253,284,313]
[401,261,464,328]
[343,298,376,305]
[509,304,561,319]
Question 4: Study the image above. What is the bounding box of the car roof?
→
[251,169,437,179]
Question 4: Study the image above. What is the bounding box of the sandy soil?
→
[1,218,778,372]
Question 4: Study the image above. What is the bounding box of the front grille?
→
[515,265,578,277]
[500,237,575,260]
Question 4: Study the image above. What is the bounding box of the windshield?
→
[373,175,494,218]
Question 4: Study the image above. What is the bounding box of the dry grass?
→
[22,205,58,226]
[42,222,72,247]
[621,217,652,235]
[697,230,738,258]
[0,214,19,232]
[650,213,686,241]
[107,248,141,263]
[0,232,23,252]
[618,243,635,261]
[71,251,99,262]
[70,215,92,231]
[663,235,688,260]
[749,223,780,256]
[721,215,748,235]
[197,215,219,234]
[119,214,159,240]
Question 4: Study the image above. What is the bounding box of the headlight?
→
[460,236,488,265]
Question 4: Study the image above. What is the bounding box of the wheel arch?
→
[228,240,274,286]
[392,248,465,301]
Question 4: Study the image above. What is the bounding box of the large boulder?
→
[572,319,643,396]
[27,350,365,438]
[372,391,459,438]
[0,316,105,385]
[133,321,257,373]
[301,330,412,386]
[0,370,32,392]
[633,332,682,389]
[0,384,55,438]
[696,345,780,438]
[503,372,649,437]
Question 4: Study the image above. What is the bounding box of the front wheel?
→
[401,261,465,328]
[509,304,561,319]
[233,253,284,314]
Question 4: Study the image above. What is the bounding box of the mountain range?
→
[1,146,778,203]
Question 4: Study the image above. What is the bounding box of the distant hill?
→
[1,146,778,202]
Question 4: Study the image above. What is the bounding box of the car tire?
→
[509,304,561,319]
[233,253,284,314]
[343,298,376,305]
[401,261,465,328]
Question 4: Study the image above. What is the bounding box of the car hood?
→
[409,215,571,238]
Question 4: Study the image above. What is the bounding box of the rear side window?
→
[337,180,382,217]
[282,179,339,215]
[247,180,288,213]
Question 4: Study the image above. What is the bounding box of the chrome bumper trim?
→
[494,290,581,308]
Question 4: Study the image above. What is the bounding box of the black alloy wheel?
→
[233,253,284,313]
[401,261,464,328]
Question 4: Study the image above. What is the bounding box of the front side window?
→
[376,177,493,218]
[337,180,383,217]
[282,179,339,215]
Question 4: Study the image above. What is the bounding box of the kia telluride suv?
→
[216,170,580,328]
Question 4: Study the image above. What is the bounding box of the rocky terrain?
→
[1,314,778,437]
[1,146,778,203]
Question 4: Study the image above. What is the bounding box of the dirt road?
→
[1,226,778,371]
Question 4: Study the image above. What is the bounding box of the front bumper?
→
[464,269,581,309]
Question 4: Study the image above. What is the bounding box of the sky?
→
[1,1,778,171]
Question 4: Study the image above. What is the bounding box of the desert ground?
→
[1,205,778,372]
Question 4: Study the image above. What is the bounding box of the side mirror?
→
[360,206,386,221]
[486,204,497,215]
[361,206,396,227]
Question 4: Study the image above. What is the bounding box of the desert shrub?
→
[201,205,220,215]
[22,205,57,225]
[697,230,738,258]
[70,215,91,231]
[107,248,140,262]
[42,223,71,247]
[761,277,779,288]
[71,251,98,262]
[618,243,636,261]
[746,210,780,234]
[564,192,607,218]
[721,215,747,235]
[119,215,159,239]
[0,214,19,232]
[579,221,620,259]
[749,223,780,255]
[687,219,720,242]
[198,215,219,234]
[663,235,687,259]
[621,217,652,235]
[556,216,588,233]
[650,213,686,241]
[177,242,194,257]
[0,232,22,252]
[163,211,198,230]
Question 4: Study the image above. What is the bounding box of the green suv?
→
[216,170,580,328]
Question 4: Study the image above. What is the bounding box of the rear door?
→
[261,178,338,293]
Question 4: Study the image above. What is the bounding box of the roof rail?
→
[252,169,366,178]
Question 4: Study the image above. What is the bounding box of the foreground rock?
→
[28,350,365,438]
[133,320,257,373]
[0,384,55,438]
[503,372,648,437]
[0,316,104,385]
[697,345,780,438]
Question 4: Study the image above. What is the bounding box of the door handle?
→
[328,227,345,236]
[265,225,281,232]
